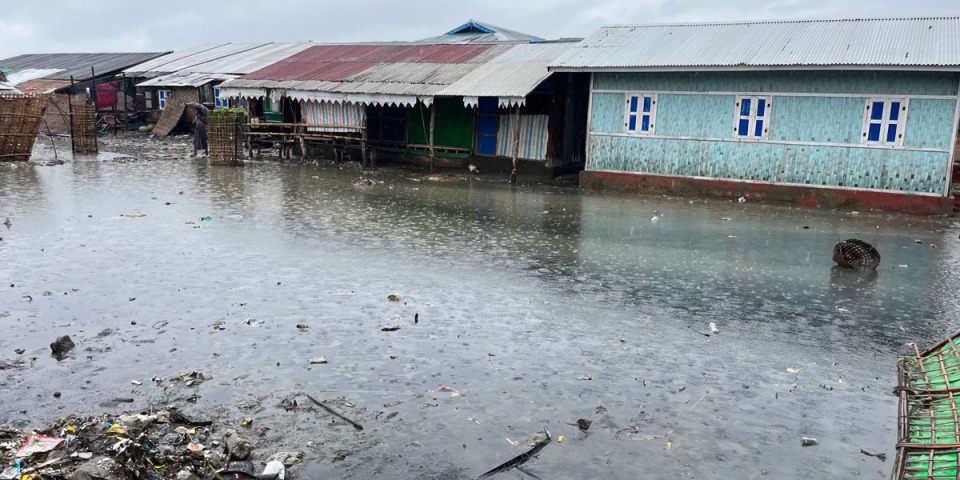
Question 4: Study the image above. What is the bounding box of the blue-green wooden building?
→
[550,18,960,214]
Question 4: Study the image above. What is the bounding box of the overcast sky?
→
[2,0,960,60]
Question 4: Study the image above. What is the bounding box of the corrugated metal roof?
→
[241,44,500,82]
[439,42,576,98]
[6,69,65,85]
[550,17,960,71]
[418,20,542,43]
[0,52,168,81]
[125,43,313,78]
[136,72,239,88]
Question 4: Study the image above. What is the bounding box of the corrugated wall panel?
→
[768,96,864,144]
[594,71,959,96]
[589,92,624,133]
[904,98,957,149]
[587,135,948,193]
[656,94,734,138]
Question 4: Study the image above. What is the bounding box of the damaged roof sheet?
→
[550,17,960,71]
[136,72,240,88]
[0,52,168,81]
[439,42,576,99]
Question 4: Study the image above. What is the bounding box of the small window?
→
[143,90,153,109]
[624,93,656,135]
[862,99,907,147]
[214,87,223,108]
[158,89,171,110]
[733,95,771,140]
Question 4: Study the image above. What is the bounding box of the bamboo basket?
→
[832,239,881,269]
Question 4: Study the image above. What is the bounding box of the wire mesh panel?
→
[893,446,960,479]
[0,93,48,161]
[71,103,98,154]
[208,111,245,165]
[901,332,960,392]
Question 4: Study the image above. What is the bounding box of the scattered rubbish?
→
[50,335,75,360]
[264,452,304,468]
[738,196,746,203]
[387,293,404,302]
[389,354,398,359]
[240,418,253,427]
[557,436,563,443]
[153,320,168,329]
[244,318,263,327]
[575,419,592,431]
[437,385,461,397]
[124,211,147,218]
[304,393,364,431]
[467,417,480,424]
[709,323,720,335]
[168,371,211,387]
[414,313,419,324]
[308,357,327,364]
[223,429,253,460]
[381,324,401,332]
[384,401,402,408]
[931,244,938,249]
[687,325,710,337]
[505,438,519,446]
[16,432,64,457]
[128,297,136,301]
[899,264,909,268]
[221,461,255,477]
[2,218,10,228]
[479,428,551,478]
[200,217,212,222]
[468,164,479,173]
[832,239,880,269]
[187,443,204,452]
[295,324,309,331]
[678,386,686,392]
[259,460,285,480]
[721,217,731,221]
[801,437,819,447]
[580,375,592,381]
[787,368,802,373]
[130,380,142,386]
[668,442,672,450]
[914,239,923,244]
[859,449,887,461]
[651,216,659,223]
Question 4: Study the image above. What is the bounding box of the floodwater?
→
[2,135,960,479]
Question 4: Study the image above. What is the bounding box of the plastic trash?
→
[15,432,64,457]
[387,293,404,302]
[709,323,720,335]
[201,217,212,222]
[308,357,327,364]
[437,385,460,397]
[259,460,285,480]
[801,437,818,446]
[381,324,400,331]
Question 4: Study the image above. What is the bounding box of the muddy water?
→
[2,137,959,479]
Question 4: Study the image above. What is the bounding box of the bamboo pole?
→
[428,101,436,174]
[361,104,368,168]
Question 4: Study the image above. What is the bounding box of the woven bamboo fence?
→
[209,110,246,165]
[0,93,49,161]
[894,330,960,478]
[71,103,98,154]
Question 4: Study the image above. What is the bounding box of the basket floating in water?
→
[832,239,880,269]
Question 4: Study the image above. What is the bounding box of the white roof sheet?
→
[550,17,960,71]
[5,69,66,85]
[440,42,575,98]
[125,43,313,76]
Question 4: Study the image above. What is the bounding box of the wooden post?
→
[361,104,368,168]
[69,76,76,153]
[122,72,128,132]
[299,124,307,161]
[510,104,520,184]
[429,101,436,174]
[90,67,98,111]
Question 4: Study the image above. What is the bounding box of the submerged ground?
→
[2,134,959,479]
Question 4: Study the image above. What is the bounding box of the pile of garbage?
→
[0,409,302,479]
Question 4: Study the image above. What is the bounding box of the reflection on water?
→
[1,153,959,479]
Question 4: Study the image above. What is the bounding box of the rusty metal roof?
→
[551,17,960,71]
[220,43,518,106]
[0,52,168,81]
[241,44,499,82]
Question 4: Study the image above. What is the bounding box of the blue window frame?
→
[158,90,171,110]
[733,95,771,140]
[624,93,656,135]
[862,99,907,147]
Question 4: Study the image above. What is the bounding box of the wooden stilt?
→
[511,104,520,184]
[429,101,436,174]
